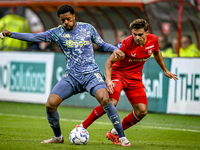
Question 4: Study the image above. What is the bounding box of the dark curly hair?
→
[57,4,75,17]
[129,19,148,31]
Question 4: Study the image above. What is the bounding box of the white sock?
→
[119,137,127,141]
[111,128,118,135]
[55,134,62,139]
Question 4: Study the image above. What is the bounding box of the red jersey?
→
[112,33,159,81]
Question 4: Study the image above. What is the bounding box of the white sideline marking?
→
[0,113,200,133]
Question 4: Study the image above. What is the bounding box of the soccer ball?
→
[69,127,89,145]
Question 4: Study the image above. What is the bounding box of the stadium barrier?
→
[0,51,199,115]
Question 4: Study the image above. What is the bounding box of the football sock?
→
[47,110,61,137]
[122,111,141,130]
[110,111,141,134]
[82,105,106,129]
[103,102,125,138]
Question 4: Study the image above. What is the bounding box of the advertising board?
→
[0,52,54,104]
[167,58,200,115]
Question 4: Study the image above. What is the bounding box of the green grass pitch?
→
[0,101,200,150]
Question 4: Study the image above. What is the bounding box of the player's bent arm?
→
[105,53,118,94]
[153,50,178,80]
[100,42,125,60]
[113,49,125,60]
[153,50,168,72]
[100,42,117,52]
[105,53,118,81]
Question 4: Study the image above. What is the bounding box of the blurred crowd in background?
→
[0,4,199,57]
[0,7,62,53]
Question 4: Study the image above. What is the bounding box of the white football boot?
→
[41,134,64,143]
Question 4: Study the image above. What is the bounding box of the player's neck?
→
[139,39,147,47]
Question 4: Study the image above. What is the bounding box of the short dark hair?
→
[182,35,192,44]
[129,19,148,31]
[57,4,75,17]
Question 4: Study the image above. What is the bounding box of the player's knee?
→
[137,109,147,118]
[46,99,57,112]
[100,97,111,106]
[46,101,56,112]
[101,98,118,107]
[133,103,147,119]
[111,99,118,107]
[134,106,147,118]
[46,94,62,112]
[140,109,147,117]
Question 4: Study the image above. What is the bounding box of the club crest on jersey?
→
[117,42,122,48]
[80,30,87,37]
[148,49,153,55]
[65,34,70,38]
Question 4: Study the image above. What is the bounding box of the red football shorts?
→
[109,77,147,106]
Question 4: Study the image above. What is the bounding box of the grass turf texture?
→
[0,101,200,150]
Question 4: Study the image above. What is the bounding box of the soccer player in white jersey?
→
[0,4,131,146]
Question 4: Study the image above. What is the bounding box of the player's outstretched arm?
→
[105,53,119,94]
[1,29,46,42]
[153,50,178,81]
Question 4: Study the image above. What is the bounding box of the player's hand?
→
[113,49,125,60]
[0,32,4,39]
[164,71,178,81]
[106,80,115,94]
[1,29,11,38]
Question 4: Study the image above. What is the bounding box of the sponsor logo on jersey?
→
[117,42,122,48]
[145,45,154,49]
[66,40,89,48]
[128,58,149,62]
[131,53,136,57]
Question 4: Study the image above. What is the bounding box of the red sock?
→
[82,105,106,129]
[122,111,141,130]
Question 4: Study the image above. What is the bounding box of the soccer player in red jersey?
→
[76,19,178,145]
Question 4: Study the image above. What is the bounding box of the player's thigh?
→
[109,78,124,101]
[86,71,107,96]
[127,89,147,117]
[125,87,147,106]
[91,84,118,106]
[94,88,111,106]
[51,78,74,100]
[84,72,108,105]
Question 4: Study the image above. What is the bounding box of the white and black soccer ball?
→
[69,127,89,145]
